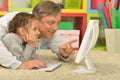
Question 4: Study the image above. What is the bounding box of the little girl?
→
[2,12,41,61]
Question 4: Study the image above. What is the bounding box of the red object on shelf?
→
[61,13,87,46]
[0,0,8,11]
[91,0,105,10]
[102,5,112,29]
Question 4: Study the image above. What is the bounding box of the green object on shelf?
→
[30,0,42,8]
[116,15,120,29]
[63,0,82,9]
[59,22,73,30]
[93,45,106,51]
[112,8,116,29]
[116,6,120,29]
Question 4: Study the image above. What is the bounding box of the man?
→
[0,1,77,69]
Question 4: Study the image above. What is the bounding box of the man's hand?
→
[59,39,77,57]
[19,59,47,69]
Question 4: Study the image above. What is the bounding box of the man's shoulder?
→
[0,12,19,19]
[0,12,19,27]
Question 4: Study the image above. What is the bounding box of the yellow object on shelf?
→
[63,0,82,9]
[62,0,86,13]
[30,0,42,8]
[0,11,7,16]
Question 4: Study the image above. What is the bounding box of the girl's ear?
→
[18,27,27,35]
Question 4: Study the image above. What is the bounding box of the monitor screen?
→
[74,20,99,73]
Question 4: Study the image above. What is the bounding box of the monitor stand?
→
[73,56,96,73]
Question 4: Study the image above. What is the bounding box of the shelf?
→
[0,0,107,50]
[62,13,87,45]
[8,0,87,13]
[87,13,106,50]
[87,13,101,23]
[0,11,7,16]
[62,9,86,13]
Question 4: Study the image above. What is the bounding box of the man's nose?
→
[53,23,58,30]
[37,29,40,35]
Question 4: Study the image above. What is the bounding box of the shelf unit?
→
[8,0,87,13]
[0,0,108,50]
[62,13,87,45]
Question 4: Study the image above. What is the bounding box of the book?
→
[39,62,62,72]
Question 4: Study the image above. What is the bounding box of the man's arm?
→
[45,32,75,62]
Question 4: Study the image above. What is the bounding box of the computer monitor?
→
[74,20,99,73]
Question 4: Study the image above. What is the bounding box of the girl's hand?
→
[23,34,38,48]
[19,59,47,69]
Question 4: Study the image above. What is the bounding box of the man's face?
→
[38,13,61,39]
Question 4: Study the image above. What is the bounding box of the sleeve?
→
[22,44,36,60]
[0,12,22,69]
[0,39,22,69]
[46,32,73,62]
[2,33,25,61]
[2,33,36,61]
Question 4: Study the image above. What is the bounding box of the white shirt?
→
[0,12,21,69]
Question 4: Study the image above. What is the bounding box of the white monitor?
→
[74,20,99,73]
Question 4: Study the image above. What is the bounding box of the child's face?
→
[26,19,40,39]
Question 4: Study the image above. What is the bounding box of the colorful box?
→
[57,30,80,48]
[59,22,73,30]
[91,0,104,10]
[63,0,82,9]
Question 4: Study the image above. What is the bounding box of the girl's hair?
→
[8,12,36,33]
[32,1,61,19]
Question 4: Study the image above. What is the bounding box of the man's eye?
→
[33,27,37,30]
[48,21,55,25]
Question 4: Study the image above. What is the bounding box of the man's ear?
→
[18,27,27,35]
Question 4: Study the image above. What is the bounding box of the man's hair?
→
[32,1,61,19]
[8,12,35,33]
